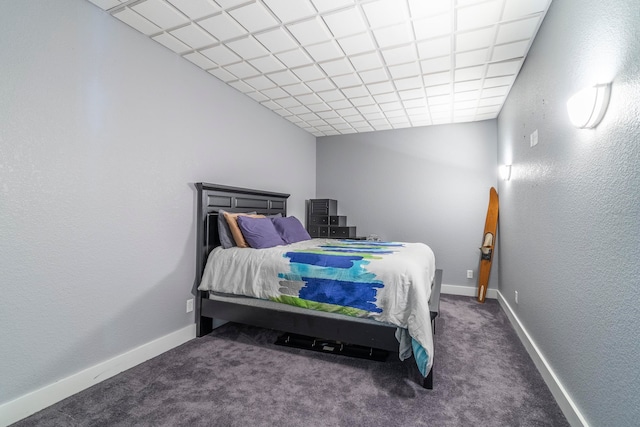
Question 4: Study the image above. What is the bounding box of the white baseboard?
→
[0,324,196,427]
[442,283,497,299]
[496,291,589,427]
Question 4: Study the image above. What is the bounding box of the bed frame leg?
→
[423,366,434,389]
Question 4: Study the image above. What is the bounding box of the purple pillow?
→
[236,216,285,249]
[271,216,311,244]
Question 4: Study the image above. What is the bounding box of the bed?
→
[194,182,443,388]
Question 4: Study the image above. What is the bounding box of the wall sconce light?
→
[566,83,611,128]
[500,164,512,181]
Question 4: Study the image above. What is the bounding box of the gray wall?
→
[317,121,498,289]
[497,0,640,425]
[0,0,315,405]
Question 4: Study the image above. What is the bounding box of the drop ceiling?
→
[87,0,552,136]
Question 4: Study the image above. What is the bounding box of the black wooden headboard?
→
[195,183,290,283]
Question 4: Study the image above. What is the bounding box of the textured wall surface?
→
[497,0,640,425]
[317,121,498,289]
[0,0,315,405]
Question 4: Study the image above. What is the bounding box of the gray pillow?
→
[218,209,256,249]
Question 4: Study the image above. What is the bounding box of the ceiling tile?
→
[423,71,451,87]
[478,96,505,107]
[336,32,376,56]
[455,48,488,68]
[367,81,394,95]
[486,59,522,77]
[373,92,399,103]
[201,44,240,66]
[261,87,289,99]
[292,64,326,81]
[152,32,190,53]
[208,67,237,82]
[362,0,409,29]
[403,98,426,108]
[350,96,375,106]
[276,97,302,108]
[263,0,316,23]
[166,0,221,20]
[372,23,414,48]
[349,52,384,72]
[483,75,515,88]
[426,84,450,97]
[454,89,479,101]
[228,2,279,32]
[454,79,482,92]
[456,27,496,52]
[502,0,549,20]
[244,75,276,90]
[113,8,161,35]
[296,93,324,104]
[304,40,344,62]
[198,13,247,41]
[381,45,417,66]
[413,14,451,40]
[342,86,369,98]
[255,28,299,53]
[226,36,269,59]
[454,65,484,81]
[183,51,216,69]
[331,73,362,88]
[304,78,335,92]
[288,105,311,114]
[275,48,314,68]
[215,0,251,8]
[456,0,502,32]
[417,36,450,59]
[246,91,269,102]
[287,16,333,46]
[407,0,450,19]
[224,61,260,79]
[421,56,451,74]
[170,23,217,49]
[209,68,237,82]
[268,70,300,86]
[388,63,421,79]
[491,40,529,62]
[496,17,540,44]
[394,75,422,90]
[318,90,345,102]
[320,58,354,76]
[307,102,332,112]
[283,83,312,96]
[323,7,368,38]
[481,85,510,98]
[131,0,189,29]
[310,0,355,13]
[359,68,388,84]
[228,80,254,93]
[248,55,286,73]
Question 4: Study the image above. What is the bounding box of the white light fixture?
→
[500,164,512,181]
[566,83,611,128]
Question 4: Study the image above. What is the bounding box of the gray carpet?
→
[13,295,568,426]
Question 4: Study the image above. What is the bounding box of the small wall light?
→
[566,83,611,128]
[500,164,512,181]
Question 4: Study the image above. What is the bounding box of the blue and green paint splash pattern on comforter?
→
[199,238,436,376]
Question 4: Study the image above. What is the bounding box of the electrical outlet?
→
[466,270,473,279]
[530,129,539,147]
[515,291,519,304]
[186,299,194,313]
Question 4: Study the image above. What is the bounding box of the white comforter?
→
[198,238,436,375]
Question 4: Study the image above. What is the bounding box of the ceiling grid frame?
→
[88,0,552,136]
